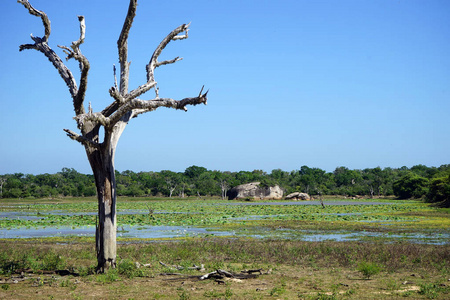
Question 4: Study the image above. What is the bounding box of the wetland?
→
[0,196,449,299]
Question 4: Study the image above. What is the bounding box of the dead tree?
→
[220,179,229,200]
[18,0,207,272]
[0,177,6,198]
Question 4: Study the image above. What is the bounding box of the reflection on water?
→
[248,228,450,245]
[0,210,190,220]
[0,225,231,239]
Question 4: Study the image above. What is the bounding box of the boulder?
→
[227,182,283,200]
[285,192,310,200]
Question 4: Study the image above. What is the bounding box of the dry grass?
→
[0,238,449,299]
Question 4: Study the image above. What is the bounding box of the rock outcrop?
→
[285,192,310,200]
[227,182,283,200]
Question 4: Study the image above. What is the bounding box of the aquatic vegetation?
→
[0,198,449,244]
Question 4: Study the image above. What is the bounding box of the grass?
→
[0,239,448,299]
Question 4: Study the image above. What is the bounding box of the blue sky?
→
[1,0,449,175]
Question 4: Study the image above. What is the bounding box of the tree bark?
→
[89,149,117,271]
[87,115,129,271]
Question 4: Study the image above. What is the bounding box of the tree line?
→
[1,164,449,206]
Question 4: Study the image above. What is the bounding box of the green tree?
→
[160,170,181,197]
[393,172,428,199]
[426,175,450,207]
[184,166,207,180]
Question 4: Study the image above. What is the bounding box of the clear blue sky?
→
[1,0,449,175]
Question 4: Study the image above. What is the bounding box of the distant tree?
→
[426,175,450,208]
[0,177,6,198]
[214,171,231,200]
[393,172,429,199]
[184,166,208,180]
[234,171,253,185]
[410,164,438,178]
[160,170,180,197]
[196,171,220,196]
[18,0,207,272]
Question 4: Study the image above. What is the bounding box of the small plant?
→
[418,283,450,299]
[178,288,191,300]
[1,284,10,291]
[357,261,382,279]
[118,259,140,278]
[78,265,96,277]
[225,287,233,299]
[96,269,120,283]
[269,280,286,297]
[203,290,221,298]
[41,252,65,271]
[60,279,71,288]
[344,289,355,296]
[315,293,338,300]
[384,278,400,291]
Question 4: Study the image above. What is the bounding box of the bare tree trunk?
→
[180,184,185,198]
[89,150,117,271]
[0,178,5,198]
[220,180,229,200]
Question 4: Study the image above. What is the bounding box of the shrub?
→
[117,259,143,278]
[357,261,382,279]
[41,251,65,270]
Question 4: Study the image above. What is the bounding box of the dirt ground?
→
[1,264,448,299]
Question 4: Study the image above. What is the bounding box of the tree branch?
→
[58,15,90,116]
[20,0,207,147]
[117,0,137,95]
[17,0,50,42]
[124,23,190,102]
[19,36,79,100]
[77,87,208,130]
[110,88,208,126]
[18,0,87,116]
[63,129,101,149]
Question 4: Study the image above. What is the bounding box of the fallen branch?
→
[198,269,258,280]
[217,269,234,278]
[12,268,79,276]
[160,273,184,276]
[134,262,151,268]
[241,269,263,275]
[159,261,204,271]
[199,271,218,280]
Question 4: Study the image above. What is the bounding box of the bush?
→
[357,261,382,279]
[117,259,143,278]
[41,251,65,270]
